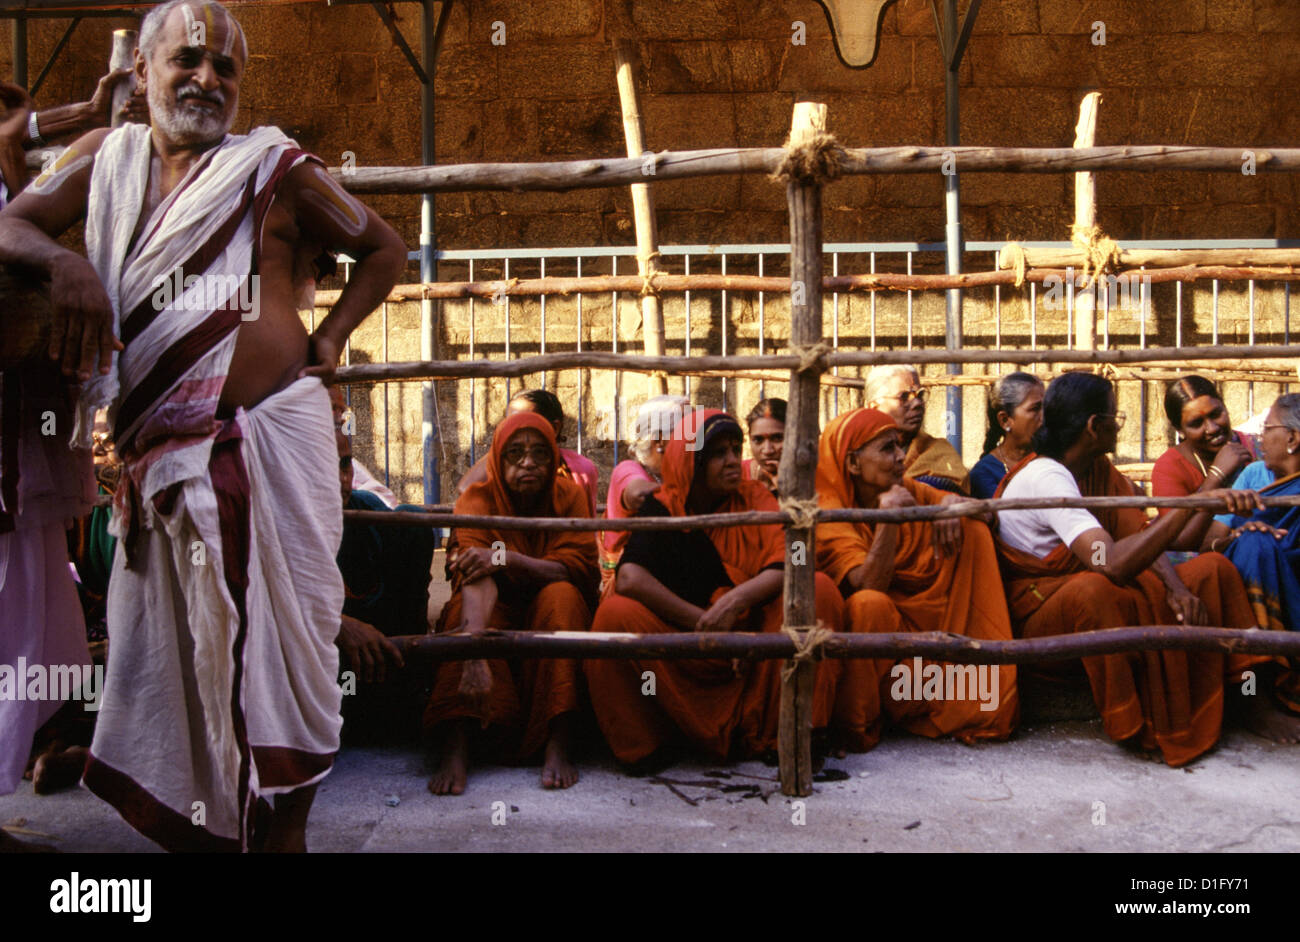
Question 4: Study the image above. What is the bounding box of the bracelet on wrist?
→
[1207,464,1227,480]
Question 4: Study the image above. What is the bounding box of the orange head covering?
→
[482,411,561,514]
[816,408,900,510]
[655,408,783,583]
[454,410,597,594]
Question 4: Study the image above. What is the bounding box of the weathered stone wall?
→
[5,1,1296,502]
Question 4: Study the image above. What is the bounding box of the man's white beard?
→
[148,80,235,146]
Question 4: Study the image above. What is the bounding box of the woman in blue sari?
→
[1219,394,1300,713]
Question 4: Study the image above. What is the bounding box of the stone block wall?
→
[4,1,1296,502]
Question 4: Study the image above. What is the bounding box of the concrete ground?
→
[6,555,1299,853]
[4,715,1298,853]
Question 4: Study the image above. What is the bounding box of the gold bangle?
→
[1207,464,1227,479]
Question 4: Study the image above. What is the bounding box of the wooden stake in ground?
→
[614,40,668,398]
[777,101,829,798]
[1073,92,1100,351]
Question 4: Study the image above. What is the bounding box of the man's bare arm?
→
[283,163,407,383]
[0,128,120,379]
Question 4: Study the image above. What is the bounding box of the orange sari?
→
[423,412,598,759]
[586,409,843,764]
[816,408,1018,750]
[993,454,1267,767]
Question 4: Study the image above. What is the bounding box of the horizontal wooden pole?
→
[344,491,1300,531]
[388,625,1300,663]
[332,344,1300,385]
[314,264,1300,308]
[329,146,1300,195]
[1004,246,1300,270]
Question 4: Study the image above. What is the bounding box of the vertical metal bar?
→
[1030,282,1037,350]
[1212,279,1219,345]
[685,253,692,398]
[941,0,965,453]
[1102,278,1109,348]
[1286,282,1291,346]
[906,251,914,349]
[993,254,1001,355]
[468,258,476,465]
[832,251,839,416]
[721,252,728,412]
[576,256,584,455]
[382,301,390,486]
[758,253,766,400]
[1249,279,1256,418]
[539,256,547,390]
[419,0,440,505]
[1066,267,1074,349]
[504,256,511,403]
[612,255,620,465]
[869,251,877,352]
[1175,281,1183,347]
[1139,273,1147,461]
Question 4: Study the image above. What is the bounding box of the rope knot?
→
[779,496,821,529]
[1070,223,1122,287]
[781,621,834,682]
[771,131,846,186]
[789,341,832,374]
[1000,242,1028,288]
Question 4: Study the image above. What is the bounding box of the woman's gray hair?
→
[630,395,690,464]
[983,371,1044,453]
[141,1,248,63]
[1273,393,1300,431]
[864,364,919,405]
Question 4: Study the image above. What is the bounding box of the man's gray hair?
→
[630,395,690,464]
[864,364,919,406]
[141,0,248,63]
[1273,393,1300,432]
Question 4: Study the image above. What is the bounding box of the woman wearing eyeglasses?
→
[992,372,1299,764]
[865,364,969,494]
[1214,395,1300,716]
[426,412,599,796]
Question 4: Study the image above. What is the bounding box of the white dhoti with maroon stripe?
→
[80,124,343,852]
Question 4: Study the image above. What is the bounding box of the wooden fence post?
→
[777,101,828,798]
[614,40,668,398]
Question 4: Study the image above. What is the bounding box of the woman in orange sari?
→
[816,408,1018,752]
[425,412,599,795]
[994,372,1299,766]
[585,409,844,767]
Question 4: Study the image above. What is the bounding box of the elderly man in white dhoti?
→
[0,0,407,852]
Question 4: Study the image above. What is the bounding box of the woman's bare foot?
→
[540,715,578,789]
[32,745,88,795]
[1237,694,1300,744]
[427,722,470,795]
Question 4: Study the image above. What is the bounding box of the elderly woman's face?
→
[847,429,906,497]
[1258,404,1300,473]
[500,427,553,499]
[872,372,925,436]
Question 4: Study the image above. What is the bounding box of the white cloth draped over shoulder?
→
[80,125,344,852]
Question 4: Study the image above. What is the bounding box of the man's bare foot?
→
[259,785,317,853]
[0,828,57,853]
[1237,695,1300,744]
[427,722,469,795]
[32,745,88,795]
